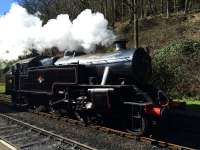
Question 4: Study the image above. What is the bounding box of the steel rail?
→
[0,113,97,150]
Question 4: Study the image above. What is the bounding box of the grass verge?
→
[0,83,5,93]
[175,98,200,111]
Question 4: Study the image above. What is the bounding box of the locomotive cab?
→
[5,56,56,95]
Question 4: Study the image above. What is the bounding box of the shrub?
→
[151,40,200,98]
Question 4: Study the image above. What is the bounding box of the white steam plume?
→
[0,3,115,61]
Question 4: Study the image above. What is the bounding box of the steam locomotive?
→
[5,40,180,135]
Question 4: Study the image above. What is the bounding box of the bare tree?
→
[18,0,200,29]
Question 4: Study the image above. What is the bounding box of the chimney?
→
[114,39,127,51]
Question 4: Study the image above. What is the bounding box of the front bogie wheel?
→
[125,105,150,135]
[127,115,149,135]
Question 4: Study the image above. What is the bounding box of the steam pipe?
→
[101,66,109,85]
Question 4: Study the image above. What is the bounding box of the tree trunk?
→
[133,0,139,48]
[152,0,157,14]
[188,0,192,12]
[174,0,176,13]
[104,0,108,19]
[161,0,163,14]
[121,0,124,21]
[166,0,169,18]
[100,1,104,14]
[184,0,189,14]
[111,0,116,27]
[140,0,144,18]
[148,0,153,15]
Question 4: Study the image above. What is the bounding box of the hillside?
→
[116,12,200,53]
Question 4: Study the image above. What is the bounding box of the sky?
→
[0,0,16,16]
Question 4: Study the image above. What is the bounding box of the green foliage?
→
[0,60,14,82]
[152,40,200,98]
[0,61,7,82]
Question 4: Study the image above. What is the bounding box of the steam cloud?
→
[0,3,115,61]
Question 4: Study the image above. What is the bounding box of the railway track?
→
[33,111,194,150]
[0,113,96,150]
[0,94,195,150]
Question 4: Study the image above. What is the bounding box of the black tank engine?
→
[5,41,179,135]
